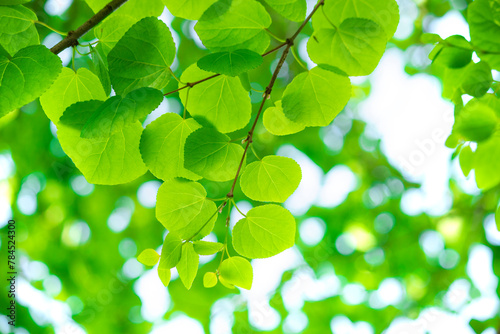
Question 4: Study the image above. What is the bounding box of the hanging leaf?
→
[0,5,39,56]
[179,64,251,133]
[240,155,301,202]
[232,204,295,258]
[159,233,183,269]
[176,243,199,289]
[184,127,245,182]
[1,45,61,119]
[203,272,218,288]
[140,113,202,181]
[263,101,305,136]
[219,256,253,290]
[193,241,224,255]
[282,66,351,127]
[108,17,176,95]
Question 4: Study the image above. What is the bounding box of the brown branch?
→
[50,0,129,54]
[227,0,325,198]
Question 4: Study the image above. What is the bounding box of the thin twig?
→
[50,0,129,54]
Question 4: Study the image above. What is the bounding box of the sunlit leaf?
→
[219,256,253,290]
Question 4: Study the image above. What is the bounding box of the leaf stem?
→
[71,47,76,71]
[185,201,227,243]
[250,145,261,161]
[34,21,67,36]
[321,5,337,30]
[168,67,184,84]
[50,0,129,54]
[265,28,286,43]
[231,198,247,217]
[291,46,308,70]
[226,0,325,198]
[183,87,191,119]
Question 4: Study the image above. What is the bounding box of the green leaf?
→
[184,127,245,182]
[0,0,31,4]
[137,249,160,266]
[159,233,183,269]
[469,0,500,67]
[263,100,305,136]
[232,204,295,259]
[219,256,253,290]
[474,135,500,190]
[0,5,38,56]
[90,44,111,96]
[0,45,61,119]
[80,88,164,138]
[108,17,176,95]
[263,0,306,22]
[461,61,493,97]
[421,33,443,44]
[453,96,499,142]
[203,272,218,288]
[282,67,351,127]
[155,179,218,240]
[158,266,171,287]
[238,72,252,91]
[140,113,202,181]
[40,67,106,124]
[162,0,218,20]
[177,243,199,289]
[434,35,473,69]
[84,0,164,20]
[193,241,224,255]
[179,64,251,133]
[94,15,136,56]
[57,102,147,185]
[197,49,263,77]
[156,179,206,232]
[459,146,475,177]
[195,0,272,53]
[240,156,301,203]
[314,0,399,40]
[308,18,387,76]
[218,275,235,289]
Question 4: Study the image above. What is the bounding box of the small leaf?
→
[137,249,160,266]
[163,0,218,20]
[155,179,206,232]
[80,87,164,138]
[461,61,493,97]
[434,35,473,68]
[0,5,39,56]
[108,17,176,95]
[40,67,106,123]
[453,96,499,142]
[179,64,251,133]
[140,113,201,181]
[158,266,171,287]
[240,155,301,203]
[308,18,387,76]
[263,0,306,22]
[219,256,253,290]
[193,241,224,255]
[195,0,272,53]
[197,49,263,77]
[263,101,305,136]
[176,243,199,289]
[1,45,62,119]
[184,128,245,182]
[459,146,474,177]
[159,233,183,269]
[232,204,296,259]
[282,67,351,127]
[203,272,218,288]
[474,135,500,190]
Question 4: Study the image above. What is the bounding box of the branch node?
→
[286,38,294,46]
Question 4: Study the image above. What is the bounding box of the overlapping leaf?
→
[232,204,295,258]
[177,243,199,289]
[263,101,305,136]
[197,49,263,77]
[0,5,38,55]
[179,64,251,133]
[1,45,61,119]
[163,0,218,20]
[108,17,176,95]
[263,0,306,22]
[184,127,245,182]
[282,66,351,127]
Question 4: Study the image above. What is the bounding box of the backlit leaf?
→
[159,233,183,269]
[197,49,263,77]
[137,249,160,266]
[219,256,253,290]
[177,243,199,289]
[263,100,305,136]
[263,0,306,22]
[193,241,224,255]
[163,0,218,20]
[0,5,38,56]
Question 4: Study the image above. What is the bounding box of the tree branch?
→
[227,0,325,198]
[50,0,129,54]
